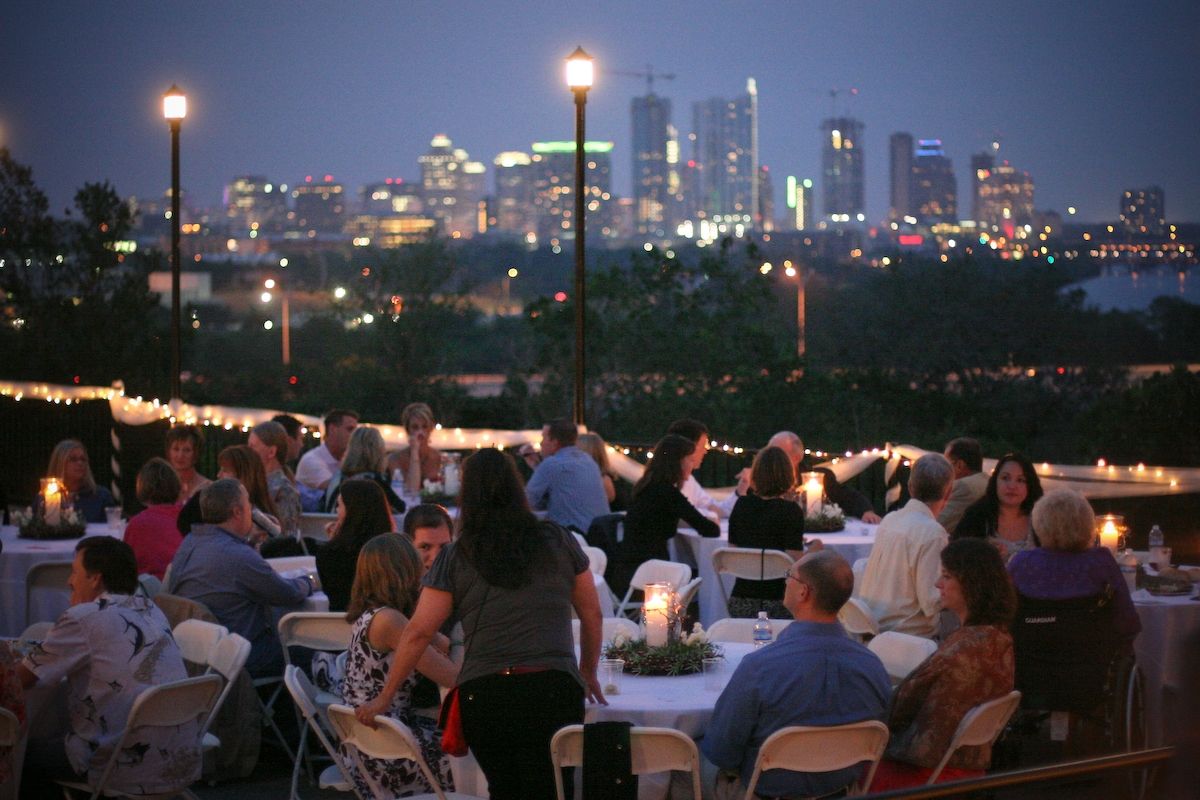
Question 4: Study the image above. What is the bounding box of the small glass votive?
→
[600,658,624,696]
[703,657,724,692]
[105,506,124,533]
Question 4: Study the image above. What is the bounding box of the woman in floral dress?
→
[340,535,458,797]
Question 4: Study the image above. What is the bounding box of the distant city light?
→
[507,267,519,278]
[264,279,276,289]
[333,286,347,300]
[263,320,273,330]
[260,291,271,303]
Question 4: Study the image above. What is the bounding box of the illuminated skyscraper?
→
[786,176,815,230]
[691,78,759,229]
[632,93,671,237]
[224,175,288,235]
[360,179,423,216]
[418,134,487,238]
[290,175,345,235]
[911,139,956,224]
[529,140,615,244]
[1119,186,1165,236]
[888,133,913,221]
[758,165,774,232]
[821,117,864,222]
[976,163,1034,232]
[970,152,995,223]
[492,151,536,240]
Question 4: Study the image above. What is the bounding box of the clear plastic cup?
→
[703,657,724,692]
[105,506,124,533]
[600,658,624,696]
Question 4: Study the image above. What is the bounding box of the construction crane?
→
[607,64,676,94]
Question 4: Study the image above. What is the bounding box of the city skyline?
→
[3,0,1198,225]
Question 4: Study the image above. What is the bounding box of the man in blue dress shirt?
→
[702,550,891,798]
[524,418,610,533]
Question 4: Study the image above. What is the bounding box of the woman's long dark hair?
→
[329,477,394,554]
[940,537,1016,627]
[633,434,695,497]
[968,452,1044,524]
[457,448,547,589]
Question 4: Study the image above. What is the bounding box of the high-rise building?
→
[969,151,995,223]
[976,163,1034,232]
[492,151,536,240]
[911,139,956,225]
[785,176,815,230]
[224,175,288,235]
[360,179,424,216]
[632,93,672,237]
[418,134,486,238]
[1119,186,1165,236]
[529,140,615,243]
[758,165,774,232]
[888,133,914,221]
[821,117,865,222]
[290,175,345,235]
[691,78,759,229]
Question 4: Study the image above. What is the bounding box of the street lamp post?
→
[262,279,291,365]
[163,85,186,401]
[566,46,593,427]
[784,260,805,357]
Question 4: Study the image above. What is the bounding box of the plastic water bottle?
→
[752,612,773,648]
[1148,525,1164,549]
[390,469,405,499]
[1120,549,1139,593]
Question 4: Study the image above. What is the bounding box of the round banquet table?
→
[673,519,877,625]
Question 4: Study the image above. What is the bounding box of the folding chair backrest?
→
[278,612,353,662]
[928,690,1021,783]
[327,703,449,800]
[616,559,692,618]
[584,545,608,577]
[266,555,317,574]
[868,631,937,683]
[550,724,703,800]
[677,577,703,611]
[202,633,251,736]
[706,617,794,644]
[711,548,794,602]
[298,513,337,541]
[173,618,229,668]
[838,597,879,640]
[285,666,344,768]
[744,720,890,799]
[572,616,640,647]
[0,707,17,748]
[572,530,590,550]
[24,560,73,627]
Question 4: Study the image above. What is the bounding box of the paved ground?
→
[194,746,345,800]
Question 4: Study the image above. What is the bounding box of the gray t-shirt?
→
[423,521,589,687]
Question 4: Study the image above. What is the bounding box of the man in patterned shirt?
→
[19,536,197,796]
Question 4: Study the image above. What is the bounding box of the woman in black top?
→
[315,478,396,610]
[608,434,720,597]
[728,446,806,618]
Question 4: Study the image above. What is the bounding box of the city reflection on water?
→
[1065,266,1197,312]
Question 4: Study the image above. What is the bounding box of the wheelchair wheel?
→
[1107,655,1148,800]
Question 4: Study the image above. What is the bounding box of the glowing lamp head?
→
[163,85,187,121]
[565,46,593,90]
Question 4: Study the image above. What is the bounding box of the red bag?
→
[438,687,468,757]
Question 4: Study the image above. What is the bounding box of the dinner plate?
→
[1146,586,1194,596]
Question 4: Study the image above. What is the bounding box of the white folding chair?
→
[56,674,222,800]
[583,545,608,577]
[550,724,703,800]
[927,691,1021,784]
[276,613,353,780]
[867,631,938,684]
[173,619,229,669]
[711,547,794,605]
[284,666,352,799]
[677,576,703,613]
[326,703,484,799]
[838,597,879,641]
[706,616,793,644]
[742,720,890,799]
[299,513,337,541]
[615,559,691,620]
[571,530,589,550]
[200,632,252,754]
[572,616,640,647]
[24,560,73,627]
[266,555,317,574]
[851,557,869,586]
[0,707,17,748]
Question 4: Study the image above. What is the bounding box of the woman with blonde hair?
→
[46,439,114,522]
[324,426,404,513]
[387,402,443,496]
[340,535,458,798]
[576,432,629,511]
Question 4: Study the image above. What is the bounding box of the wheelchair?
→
[995,587,1148,798]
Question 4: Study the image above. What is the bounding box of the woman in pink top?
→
[124,458,183,579]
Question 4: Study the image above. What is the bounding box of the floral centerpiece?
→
[419,479,456,506]
[603,623,723,676]
[12,505,86,540]
[805,500,846,533]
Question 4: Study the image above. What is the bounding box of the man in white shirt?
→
[938,437,989,534]
[855,453,954,638]
[667,418,723,517]
[295,408,358,491]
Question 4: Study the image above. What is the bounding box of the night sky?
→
[3,0,1198,224]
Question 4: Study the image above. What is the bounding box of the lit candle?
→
[643,582,671,647]
[801,471,824,514]
[43,478,62,526]
[1097,515,1121,554]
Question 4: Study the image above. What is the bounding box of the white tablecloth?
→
[1131,585,1200,746]
[0,523,121,637]
[672,519,878,626]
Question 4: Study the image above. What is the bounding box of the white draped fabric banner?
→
[3,379,1198,501]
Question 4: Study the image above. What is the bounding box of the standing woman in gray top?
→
[353,447,606,800]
